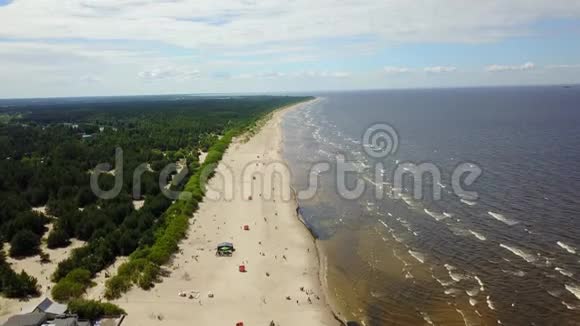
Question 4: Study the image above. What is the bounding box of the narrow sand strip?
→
[115,101,338,325]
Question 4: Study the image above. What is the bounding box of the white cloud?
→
[546,64,580,69]
[424,66,457,73]
[1,0,580,96]
[138,67,200,80]
[3,1,580,50]
[384,66,411,74]
[233,71,350,79]
[486,62,535,72]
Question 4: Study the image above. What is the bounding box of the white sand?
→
[198,151,208,164]
[115,101,338,325]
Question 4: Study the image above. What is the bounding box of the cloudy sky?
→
[1,0,580,98]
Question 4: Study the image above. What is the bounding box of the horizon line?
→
[0,83,578,101]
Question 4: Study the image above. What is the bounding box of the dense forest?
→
[0,95,311,301]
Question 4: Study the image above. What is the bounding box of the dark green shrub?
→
[47,227,70,249]
[68,299,125,320]
[9,230,40,257]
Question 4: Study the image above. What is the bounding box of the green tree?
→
[9,230,40,257]
[47,227,70,249]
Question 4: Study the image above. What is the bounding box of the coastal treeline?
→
[0,95,311,300]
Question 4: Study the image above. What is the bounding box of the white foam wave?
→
[502,269,526,277]
[466,287,480,297]
[455,309,475,326]
[469,298,478,306]
[443,212,454,218]
[460,198,477,206]
[424,209,447,221]
[557,241,576,254]
[392,234,404,244]
[363,176,378,186]
[555,267,574,278]
[402,196,416,207]
[409,250,425,264]
[474,275,485,291]
[500,243,537,263]
[486,296,496,310]
[434,277,455,287]
[562,301,579,310]
[469,230,487,241]
[393,249,410,267]
[547,289,563,298]
[445,288,461,296]
[565,283,580,300]
[420,312,435,325]
[449,271,468,282]
[488,211,519,226]
[444,264,456,271]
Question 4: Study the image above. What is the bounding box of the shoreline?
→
[114,99,339,325]
[285,100,346,326]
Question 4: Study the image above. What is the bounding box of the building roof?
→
[53,317,77,326]
[35,298,68,315]
[2,312,47,326]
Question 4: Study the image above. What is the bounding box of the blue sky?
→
[1,0,580,98]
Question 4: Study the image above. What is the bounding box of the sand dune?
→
[0,221,86,321]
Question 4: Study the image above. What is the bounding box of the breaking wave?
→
[488,211,519,226]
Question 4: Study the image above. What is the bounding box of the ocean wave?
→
[362,176,378,187]
[434,276,455,287]
[557,241,577,254]
[474,275,485,291]
[460,198,477,206]
[378,219,390,231]
[469,230,487,241]
[445,288,462,296]
[392,233,405,244]
[547,289,563,298]
[562,301,580,310]
[565,283,580,300]
[449,271,469,282]
[443,212,454,218]
[401,196,417,208]
[502,269,526,277]
[469,298,478,306]
[486,296,496,310]
[455,309,475,326]
[555,267,574,278]
[466,287,480,297]
[488,211,519,226]
[420,312,435,325]
[500,243,537,263]
[424,208,447,221]
[393,249,410,267]
[409,250,425,264]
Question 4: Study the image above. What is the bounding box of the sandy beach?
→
[114,100,338,325]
